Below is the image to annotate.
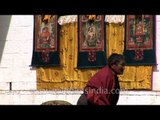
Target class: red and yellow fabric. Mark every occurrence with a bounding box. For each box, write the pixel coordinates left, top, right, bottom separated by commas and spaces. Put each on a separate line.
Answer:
31, 15, 60, 66
37, 16, 152, 90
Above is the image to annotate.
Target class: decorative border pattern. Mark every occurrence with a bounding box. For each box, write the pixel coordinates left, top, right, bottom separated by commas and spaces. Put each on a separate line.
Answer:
124, 15, 156, 65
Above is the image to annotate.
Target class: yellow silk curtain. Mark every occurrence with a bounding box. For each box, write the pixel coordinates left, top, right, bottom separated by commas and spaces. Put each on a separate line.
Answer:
37, 23, 99, 90
37, 22, 152, 90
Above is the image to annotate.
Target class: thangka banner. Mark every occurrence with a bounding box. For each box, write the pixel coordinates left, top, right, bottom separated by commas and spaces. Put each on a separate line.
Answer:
31, 15, 60, 67
124, 15, 156, 66
77, 15, 107, 68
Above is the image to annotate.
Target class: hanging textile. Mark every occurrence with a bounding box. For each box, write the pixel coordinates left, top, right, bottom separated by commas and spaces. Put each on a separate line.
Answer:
58, 15, 77, 25
105, 15, 125, 24
31, 15, 60, 66
77, 15, 107, 68
124, 15, 156, 66
37, 23, 99, 90
36, 18, 152, 90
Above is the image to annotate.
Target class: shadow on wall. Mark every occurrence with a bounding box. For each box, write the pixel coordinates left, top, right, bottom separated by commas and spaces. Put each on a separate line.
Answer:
0, 15, 11, 63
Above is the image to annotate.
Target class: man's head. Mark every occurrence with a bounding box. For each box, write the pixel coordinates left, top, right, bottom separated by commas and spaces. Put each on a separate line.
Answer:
108, 53, 125, 75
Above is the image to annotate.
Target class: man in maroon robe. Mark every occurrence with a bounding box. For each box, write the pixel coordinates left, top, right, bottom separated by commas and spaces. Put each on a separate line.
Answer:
77, 53, 125, 105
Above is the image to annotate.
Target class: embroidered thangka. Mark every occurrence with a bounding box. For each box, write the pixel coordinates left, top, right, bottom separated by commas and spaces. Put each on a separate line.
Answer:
31, 15, 60, 66
77, 15, 107, 68
124, 15, 156, 65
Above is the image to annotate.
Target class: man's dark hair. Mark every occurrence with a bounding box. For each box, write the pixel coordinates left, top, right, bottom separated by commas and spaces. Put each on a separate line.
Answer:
107, 53, 125, 67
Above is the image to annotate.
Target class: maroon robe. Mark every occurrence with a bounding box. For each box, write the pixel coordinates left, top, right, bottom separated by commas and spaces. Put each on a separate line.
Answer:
84, 66, 120, 105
